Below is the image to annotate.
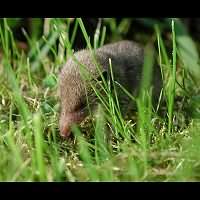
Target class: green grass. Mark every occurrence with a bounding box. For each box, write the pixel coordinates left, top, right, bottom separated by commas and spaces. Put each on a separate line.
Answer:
0, 18, 200, 181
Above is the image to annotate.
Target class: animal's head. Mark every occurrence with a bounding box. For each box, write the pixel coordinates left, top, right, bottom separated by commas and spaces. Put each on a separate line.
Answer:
58, 50, 107, 138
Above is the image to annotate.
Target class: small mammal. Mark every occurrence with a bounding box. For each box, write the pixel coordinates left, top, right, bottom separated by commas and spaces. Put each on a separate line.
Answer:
59, 40, 160, 138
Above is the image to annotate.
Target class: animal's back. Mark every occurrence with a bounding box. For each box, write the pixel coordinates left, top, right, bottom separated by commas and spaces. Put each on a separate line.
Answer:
96, 40, 144, 95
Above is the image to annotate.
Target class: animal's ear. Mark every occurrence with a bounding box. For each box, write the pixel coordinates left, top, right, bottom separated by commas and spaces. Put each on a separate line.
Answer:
97, 71, 109, 82
96, 70, 115, 91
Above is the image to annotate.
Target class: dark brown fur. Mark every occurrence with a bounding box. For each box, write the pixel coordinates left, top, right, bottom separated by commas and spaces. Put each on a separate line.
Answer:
59, 40, 158, 138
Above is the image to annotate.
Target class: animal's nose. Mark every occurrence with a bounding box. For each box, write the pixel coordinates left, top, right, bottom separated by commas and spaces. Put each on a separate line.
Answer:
59, 111, 86, 139
60, 124, 71, 138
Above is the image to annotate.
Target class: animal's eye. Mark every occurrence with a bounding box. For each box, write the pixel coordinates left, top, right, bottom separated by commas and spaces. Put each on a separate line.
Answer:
75, 101, 86, 112
79, 101, 86, 109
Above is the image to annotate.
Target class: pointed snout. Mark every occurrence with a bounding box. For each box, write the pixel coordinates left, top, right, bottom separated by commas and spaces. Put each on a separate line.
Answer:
59, 111, 86, 139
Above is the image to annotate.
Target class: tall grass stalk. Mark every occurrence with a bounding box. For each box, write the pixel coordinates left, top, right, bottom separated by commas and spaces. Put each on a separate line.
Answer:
33, 111, 47, 181
136, 44, 155, 177
168, 20, 177, 134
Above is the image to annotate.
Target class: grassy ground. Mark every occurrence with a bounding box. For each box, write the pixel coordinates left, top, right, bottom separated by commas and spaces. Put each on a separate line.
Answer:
0, 18, 200, 181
